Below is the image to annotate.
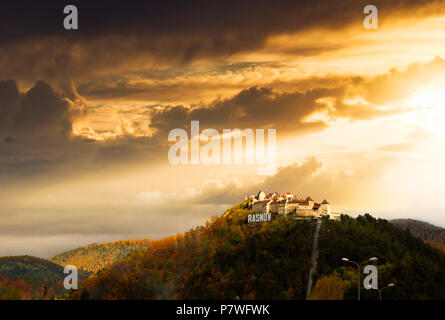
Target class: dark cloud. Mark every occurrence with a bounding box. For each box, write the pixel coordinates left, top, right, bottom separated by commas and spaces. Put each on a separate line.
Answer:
0, 0, 443, 81
2, 1, 441, 42
0, 79, 85, 144
150, 86, 332, 137
0, 56, 442, 183
0, 80, 165, 180
3, 52, 439, 181
148, 79, 403, 138
0, 80, 88, 179
72, 57, 445, 108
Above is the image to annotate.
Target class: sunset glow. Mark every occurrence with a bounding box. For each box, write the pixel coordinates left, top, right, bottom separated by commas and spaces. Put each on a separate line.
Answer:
1, 1, 445, 259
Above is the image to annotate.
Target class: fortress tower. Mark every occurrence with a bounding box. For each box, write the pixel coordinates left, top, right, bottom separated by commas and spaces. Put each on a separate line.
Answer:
320, 199, 331, 216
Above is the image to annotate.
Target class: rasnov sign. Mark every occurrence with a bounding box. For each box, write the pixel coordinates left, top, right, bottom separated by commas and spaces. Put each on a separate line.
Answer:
248, 213, 271, 223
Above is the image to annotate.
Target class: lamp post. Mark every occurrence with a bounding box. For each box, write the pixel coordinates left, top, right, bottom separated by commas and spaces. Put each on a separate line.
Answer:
341, 257, 378, 300
378, 283, 394, 300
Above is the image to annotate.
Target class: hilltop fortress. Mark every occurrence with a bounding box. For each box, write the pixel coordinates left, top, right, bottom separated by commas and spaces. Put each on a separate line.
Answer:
246, 191, 340, 220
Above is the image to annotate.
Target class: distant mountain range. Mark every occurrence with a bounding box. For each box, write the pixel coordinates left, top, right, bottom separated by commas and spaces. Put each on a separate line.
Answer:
0, 255, 67, 299
390, 219, 445, 252
0, 239, 151, 300
50, 239, 152, 273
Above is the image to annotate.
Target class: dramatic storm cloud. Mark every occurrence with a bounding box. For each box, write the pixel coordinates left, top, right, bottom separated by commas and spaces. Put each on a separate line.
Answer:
0, 0, 444, 82
0, 80, 85, 143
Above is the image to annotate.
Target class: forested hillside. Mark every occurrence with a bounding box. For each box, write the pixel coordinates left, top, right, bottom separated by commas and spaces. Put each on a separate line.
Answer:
72, 202, 445, 300
0, 239, 151, 300
51, 239, 152, 273
390, 219, 445, 253
390, 219, 445, 244
318, 215, 445, 299
0, 256, 66, 299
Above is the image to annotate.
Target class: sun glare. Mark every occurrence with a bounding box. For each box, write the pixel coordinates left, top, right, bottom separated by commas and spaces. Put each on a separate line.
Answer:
406, 87, 445, 136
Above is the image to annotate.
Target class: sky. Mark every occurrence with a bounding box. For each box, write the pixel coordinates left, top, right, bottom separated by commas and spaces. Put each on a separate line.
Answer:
1, 0, 445, 257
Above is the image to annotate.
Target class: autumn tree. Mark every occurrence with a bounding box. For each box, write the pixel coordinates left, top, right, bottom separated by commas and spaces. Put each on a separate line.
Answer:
308, 273, 345, 300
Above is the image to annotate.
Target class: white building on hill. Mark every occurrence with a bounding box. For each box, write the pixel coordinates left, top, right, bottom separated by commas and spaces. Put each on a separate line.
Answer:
247, 190, 340, 219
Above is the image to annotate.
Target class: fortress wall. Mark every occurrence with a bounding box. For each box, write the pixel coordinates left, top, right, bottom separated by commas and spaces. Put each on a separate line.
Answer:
296, 209, 318, 217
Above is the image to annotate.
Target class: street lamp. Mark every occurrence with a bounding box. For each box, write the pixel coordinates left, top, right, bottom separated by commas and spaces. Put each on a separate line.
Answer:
341, 257, 378, 300
378, 283, 395, 300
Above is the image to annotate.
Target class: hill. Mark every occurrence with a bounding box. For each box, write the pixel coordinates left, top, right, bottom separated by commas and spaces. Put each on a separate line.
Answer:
0, 255, 67, 299
390, 219, 445, 252
50, 239, 152, 273
72, 202, 445, 300
318, 215, 445, 299
390, 219, 445, 244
